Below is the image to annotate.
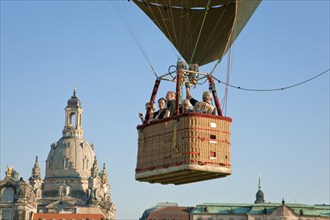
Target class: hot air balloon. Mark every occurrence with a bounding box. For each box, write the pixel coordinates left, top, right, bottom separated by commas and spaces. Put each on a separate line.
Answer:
134, 0, 261, 185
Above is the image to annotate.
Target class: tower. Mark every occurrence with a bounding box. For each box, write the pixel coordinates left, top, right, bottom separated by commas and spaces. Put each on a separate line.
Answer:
37, 88, 115, 218
63, 86, 83, 138
254, 176, 265, 204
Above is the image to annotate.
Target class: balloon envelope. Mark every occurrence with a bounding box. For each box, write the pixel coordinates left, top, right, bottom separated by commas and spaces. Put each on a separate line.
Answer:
133, 0, 261, 66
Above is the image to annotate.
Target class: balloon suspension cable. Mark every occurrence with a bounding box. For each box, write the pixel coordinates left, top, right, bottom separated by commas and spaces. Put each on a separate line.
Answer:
141, 0, 179, 64
210, 0, 238, 76
189, 0, 211, 65
217, 0, 238, 76
211, 1, 239, 114
210, 59, 222, 76
113, 1, 158, 78
211, 69, 330, 92
162, 3, 181, 61
150, 66, 158, 78
169, 44, 181, 61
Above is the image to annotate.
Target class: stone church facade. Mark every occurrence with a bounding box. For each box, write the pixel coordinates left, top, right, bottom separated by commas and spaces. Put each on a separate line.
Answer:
0, 89, 116, 220
0, 168, 37, 219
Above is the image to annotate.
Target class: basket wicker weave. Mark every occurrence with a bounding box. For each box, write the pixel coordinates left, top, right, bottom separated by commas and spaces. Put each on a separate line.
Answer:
136, 112, 232, 185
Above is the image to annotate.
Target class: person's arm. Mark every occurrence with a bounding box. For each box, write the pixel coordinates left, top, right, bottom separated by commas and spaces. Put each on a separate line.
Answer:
186, 83, 199, 108
212, 108, 216, 115
190, 98, 198, 106
165, 100, 172, 118
165, 109, 170, 118
148, 109, 154, 121
185, 83, 193, 100
138, 113, 144, 123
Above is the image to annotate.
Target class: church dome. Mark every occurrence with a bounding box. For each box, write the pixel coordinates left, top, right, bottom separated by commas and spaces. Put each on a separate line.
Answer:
39, 88, 116, 218
45, 136, 95, 179
43, 88, 95, 199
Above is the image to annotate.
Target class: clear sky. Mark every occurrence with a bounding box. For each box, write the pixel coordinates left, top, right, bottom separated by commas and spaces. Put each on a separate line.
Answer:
0, 0, 329, 219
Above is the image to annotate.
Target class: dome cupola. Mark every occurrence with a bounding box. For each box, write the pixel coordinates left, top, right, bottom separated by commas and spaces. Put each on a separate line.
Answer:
62, 87, 84, 138
67, 86, 81, 108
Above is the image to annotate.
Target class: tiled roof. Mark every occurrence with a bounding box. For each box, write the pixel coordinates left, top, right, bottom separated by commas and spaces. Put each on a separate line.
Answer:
33, 213, 106, 220
148, 206, 191, 219
140, 202, 179, 219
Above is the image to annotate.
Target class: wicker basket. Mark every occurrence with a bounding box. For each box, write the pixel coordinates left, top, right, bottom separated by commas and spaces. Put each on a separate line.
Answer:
136, 112, 232, 185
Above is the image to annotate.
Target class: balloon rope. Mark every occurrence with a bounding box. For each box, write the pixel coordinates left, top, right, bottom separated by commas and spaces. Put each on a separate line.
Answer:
223, 1, 238, 114
199, 1, 229, 66
144, 1, 181, 66
212, 69, 330, 92
168, 0, 181, 60
113, 1, 158, 78
189, 0, 211, 65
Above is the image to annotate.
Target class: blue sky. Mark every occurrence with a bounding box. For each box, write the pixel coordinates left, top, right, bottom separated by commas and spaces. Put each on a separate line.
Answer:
1, 0, 329, 219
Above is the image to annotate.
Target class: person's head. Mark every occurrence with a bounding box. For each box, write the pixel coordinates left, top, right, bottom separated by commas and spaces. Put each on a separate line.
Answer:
166, 91, 176, 101
145, 101, 155, 111
182, 99, 191, 111
202, 91, 212, 103
158, 97, 166, 110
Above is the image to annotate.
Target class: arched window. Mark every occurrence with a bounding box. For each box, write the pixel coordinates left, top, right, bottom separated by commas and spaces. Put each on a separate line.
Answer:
63, 157, 69, 169
69, 113, 76, 127
1, 187, 15, 203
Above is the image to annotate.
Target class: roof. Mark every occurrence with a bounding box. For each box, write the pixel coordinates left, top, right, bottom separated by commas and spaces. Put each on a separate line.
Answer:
193, 202, 330, 217
33, 213, 107, 220
148, 206, 192, 219
140, 202, 179, 220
